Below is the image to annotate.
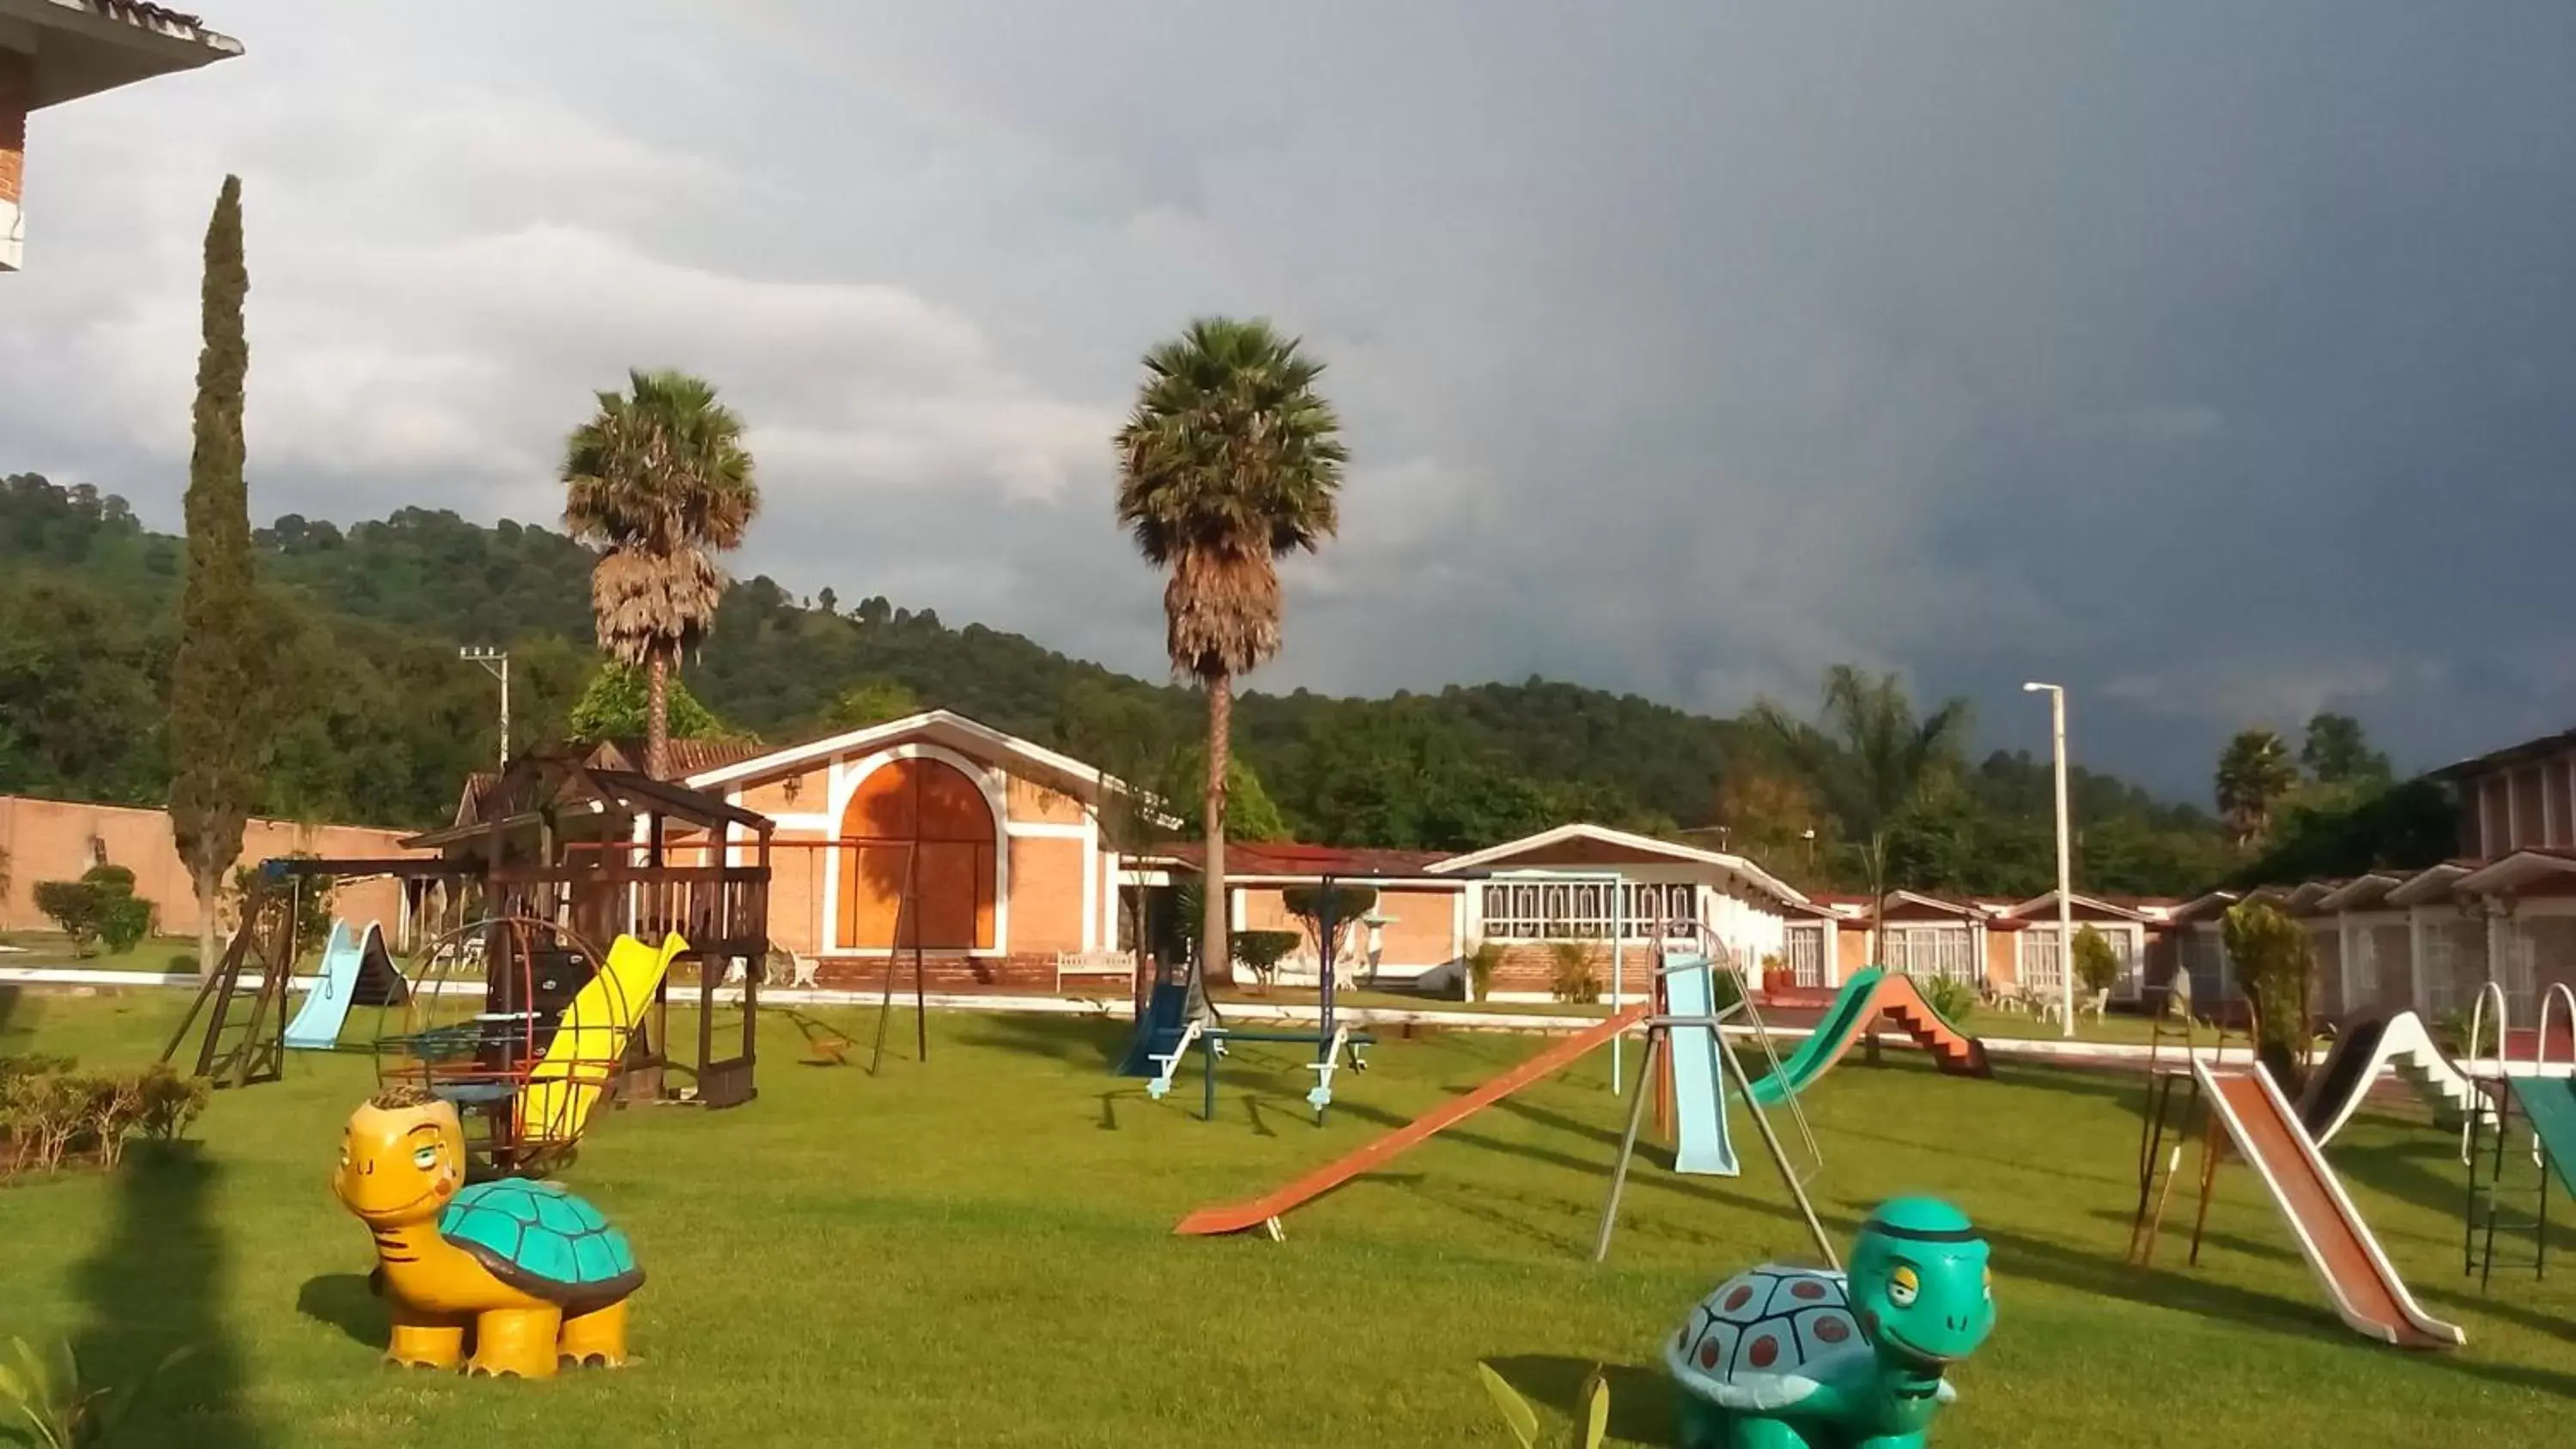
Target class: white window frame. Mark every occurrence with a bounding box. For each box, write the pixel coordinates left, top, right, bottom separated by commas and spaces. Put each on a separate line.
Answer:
1783, 923, 1827, 986
1884, 923, 1980, 986
1477, 878, 1695, 943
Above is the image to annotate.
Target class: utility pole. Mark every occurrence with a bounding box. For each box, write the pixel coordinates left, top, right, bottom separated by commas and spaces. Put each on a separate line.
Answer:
2023, 682, 2075, 1039
460, 646, 510, 773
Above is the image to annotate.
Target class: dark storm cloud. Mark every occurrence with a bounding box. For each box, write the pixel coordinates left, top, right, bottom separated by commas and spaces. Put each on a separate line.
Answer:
4, 1, 2571, 799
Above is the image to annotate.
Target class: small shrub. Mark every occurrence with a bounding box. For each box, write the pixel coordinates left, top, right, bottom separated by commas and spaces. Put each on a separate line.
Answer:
1548, 942, 1601, 1005
134, 1066, 209, 1143
95, 894, 155, 955
32, 880, 105, 955
1467, 941, 1507, 1003
2433, 1006, 2472, 1058
80, 863, 137, 895
35, 867, 157, 957
2071, 925, 2121, 997
3, 1071, 88, 1172
1921, 975, 1978, 1028
0, 1063, 201, 1174
1230, 930, 1301, 990
1710, 962, 1746, 1016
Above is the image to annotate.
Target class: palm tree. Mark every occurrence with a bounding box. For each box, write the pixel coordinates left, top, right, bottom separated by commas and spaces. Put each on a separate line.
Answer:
1756, 666, 1971, 958
2215, 728, 2299, 847
1115, 318, 1347, 984
561, 369, 759, 779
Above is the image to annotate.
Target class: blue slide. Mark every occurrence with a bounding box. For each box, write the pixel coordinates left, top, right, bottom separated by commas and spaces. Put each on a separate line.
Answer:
1118, 980, 1190, 1077
283, 920, 404, 1050
1662, 954, 1740, 1176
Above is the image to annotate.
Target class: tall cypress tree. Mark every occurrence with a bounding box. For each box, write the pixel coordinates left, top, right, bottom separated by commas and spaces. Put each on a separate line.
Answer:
168, 174, 260, 977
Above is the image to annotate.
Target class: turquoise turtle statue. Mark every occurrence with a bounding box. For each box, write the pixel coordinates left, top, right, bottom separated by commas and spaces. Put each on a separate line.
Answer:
1665, 1197, 1993, 1448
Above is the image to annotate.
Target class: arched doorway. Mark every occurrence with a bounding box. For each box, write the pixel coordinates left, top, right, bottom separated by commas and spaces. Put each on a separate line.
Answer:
838, 757, 997, 950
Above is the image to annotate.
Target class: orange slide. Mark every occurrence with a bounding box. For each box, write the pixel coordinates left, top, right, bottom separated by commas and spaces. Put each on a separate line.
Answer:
2191, 1056, 2463, 1349
1174, 1003, 1652, 1237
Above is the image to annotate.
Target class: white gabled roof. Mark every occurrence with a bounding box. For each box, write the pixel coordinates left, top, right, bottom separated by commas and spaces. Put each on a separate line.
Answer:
1988, 889, 2153, 922
2385, 863, 2472, 906
2452, 851, 2576, 897
1426, 822, 1810, 909
2313, 874, 2404, 912
682, 708, 1135, 801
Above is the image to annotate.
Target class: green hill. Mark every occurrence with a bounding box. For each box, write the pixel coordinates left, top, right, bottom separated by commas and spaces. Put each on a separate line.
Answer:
0, 471, 2232, 893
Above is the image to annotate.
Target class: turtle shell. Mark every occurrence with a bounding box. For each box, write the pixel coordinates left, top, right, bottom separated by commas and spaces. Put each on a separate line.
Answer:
1665, 1265, 1875, 1413
438, 1179, 644, 1313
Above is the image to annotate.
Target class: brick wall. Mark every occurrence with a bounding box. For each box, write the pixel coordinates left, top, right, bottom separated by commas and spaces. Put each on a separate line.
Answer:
1487, 941, 1658, 998
0, 47, 27, 206
1006, 835, 1085, 952
0, 795, 420, 937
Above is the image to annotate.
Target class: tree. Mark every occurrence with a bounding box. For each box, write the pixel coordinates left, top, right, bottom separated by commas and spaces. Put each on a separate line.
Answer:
1053, 678, 1192, 962
2300, 712, 2390, 785
817, 586, 838, 615
1169, 747, 1291, 843
565, 662, 728, 744
1115, 317, 1347, 983
1282, 882, 1379, 983
168, 174, 264, 979
2215, 729, 2299, 847
2070, 925, 2121, 998
560, 368, 759, 779
1711, 767, 1833, 886
1756, 666, 1970, 955
2223, 900, 2316, 1095
820, 676, 921, 731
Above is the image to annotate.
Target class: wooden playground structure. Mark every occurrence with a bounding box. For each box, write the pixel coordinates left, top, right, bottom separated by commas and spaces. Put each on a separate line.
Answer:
160, 754, 778, 1167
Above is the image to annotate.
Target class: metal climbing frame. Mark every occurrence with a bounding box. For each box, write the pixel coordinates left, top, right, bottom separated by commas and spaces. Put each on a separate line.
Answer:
1591, 906, 1838, 1269
2126, 976, 2254, 1269
2463, 981, 2555, 1285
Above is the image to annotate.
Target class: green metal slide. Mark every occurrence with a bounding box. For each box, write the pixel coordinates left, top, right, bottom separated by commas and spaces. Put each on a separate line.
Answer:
1743, 967, 1887, 1108
2507, 1074, 2576, 1199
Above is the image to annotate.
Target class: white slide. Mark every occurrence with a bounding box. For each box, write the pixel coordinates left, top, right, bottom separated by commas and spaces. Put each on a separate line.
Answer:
2307, 1011, 2491, 1148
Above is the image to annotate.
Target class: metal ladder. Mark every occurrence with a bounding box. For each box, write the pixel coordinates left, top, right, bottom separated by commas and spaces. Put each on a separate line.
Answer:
2464, 981, 2561, 1285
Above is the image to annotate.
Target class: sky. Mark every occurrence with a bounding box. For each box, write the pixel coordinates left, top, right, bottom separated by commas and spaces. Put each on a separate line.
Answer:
6, 1, 2574, 801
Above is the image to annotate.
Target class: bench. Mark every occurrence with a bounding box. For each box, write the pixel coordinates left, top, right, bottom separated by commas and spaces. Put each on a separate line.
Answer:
1055, 949, 1138, 994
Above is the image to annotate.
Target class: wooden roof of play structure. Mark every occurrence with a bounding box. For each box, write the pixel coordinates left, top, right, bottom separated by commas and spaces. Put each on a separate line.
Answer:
405, 749, 775, 858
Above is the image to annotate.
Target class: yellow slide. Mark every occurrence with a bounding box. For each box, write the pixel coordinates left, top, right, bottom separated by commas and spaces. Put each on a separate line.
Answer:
514, 931, 684, 1143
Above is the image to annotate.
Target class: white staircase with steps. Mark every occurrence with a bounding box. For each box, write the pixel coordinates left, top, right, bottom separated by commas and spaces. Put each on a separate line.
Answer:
2310, 1010, 2494, 1147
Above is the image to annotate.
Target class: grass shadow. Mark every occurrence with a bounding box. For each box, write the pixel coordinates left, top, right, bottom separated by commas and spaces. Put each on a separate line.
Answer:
955, 1010, 1136, 1071
1482, 1355, 1674, 1445
295, 1271, 386, 1350
70, 1140, 257, 1446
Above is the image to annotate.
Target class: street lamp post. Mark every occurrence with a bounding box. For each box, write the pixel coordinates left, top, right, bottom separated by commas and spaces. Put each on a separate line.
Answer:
460, 646, 510, 773
2022, 682, 2075, 1039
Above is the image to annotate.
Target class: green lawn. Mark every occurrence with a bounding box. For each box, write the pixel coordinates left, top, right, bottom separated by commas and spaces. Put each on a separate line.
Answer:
1, 984, 2572, 1447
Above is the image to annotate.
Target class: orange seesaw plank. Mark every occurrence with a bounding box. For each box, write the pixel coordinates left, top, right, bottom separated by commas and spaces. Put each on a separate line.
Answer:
1173, 1003, 1652, 1237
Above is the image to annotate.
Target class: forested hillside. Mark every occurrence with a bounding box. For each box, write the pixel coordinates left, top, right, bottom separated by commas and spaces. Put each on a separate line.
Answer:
0, 471, 2249, 894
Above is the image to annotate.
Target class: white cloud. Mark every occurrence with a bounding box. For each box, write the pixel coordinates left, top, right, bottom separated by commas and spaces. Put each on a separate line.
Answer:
4, 0, 2573, 797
